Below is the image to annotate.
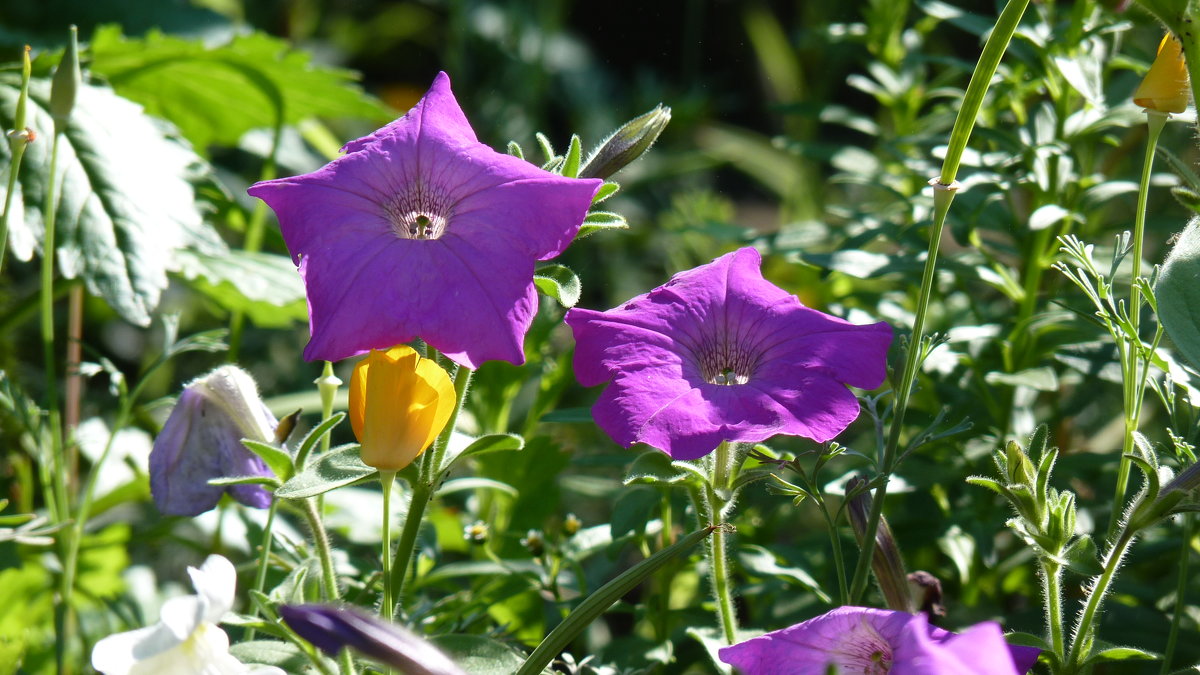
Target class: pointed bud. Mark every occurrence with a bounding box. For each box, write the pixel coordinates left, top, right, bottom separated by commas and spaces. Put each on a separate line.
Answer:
1005, 440, 1037, 488
50, 25, 81, 133
148, 366, 279, 516
579, 105, 671, 179
847, 476, 914, 613
349, 345, 455, 472
1134, 33, 1190, 114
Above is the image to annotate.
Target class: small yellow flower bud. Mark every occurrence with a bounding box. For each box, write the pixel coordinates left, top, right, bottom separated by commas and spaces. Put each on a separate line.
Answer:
1133, 33, 1190, 114
349, 345, 455, 472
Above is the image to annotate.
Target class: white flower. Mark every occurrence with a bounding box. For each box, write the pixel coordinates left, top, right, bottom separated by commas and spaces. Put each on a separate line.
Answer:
91, 555, 283, 675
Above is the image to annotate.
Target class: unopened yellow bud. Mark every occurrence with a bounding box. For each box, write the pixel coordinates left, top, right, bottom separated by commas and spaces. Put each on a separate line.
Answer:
349, 345, 455, 472
1134, 34, 1190, 114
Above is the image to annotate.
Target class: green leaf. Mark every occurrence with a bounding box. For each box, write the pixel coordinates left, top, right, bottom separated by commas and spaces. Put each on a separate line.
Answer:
738, 544, 831, 603
592, 181, 620, 204
436, 477, 518, 499
174, 250, 307, 328
1004, 632, 1051, 650
623, 450, 691, 486
444, 433, 524, 471
275, 444, 375, 499
610, 487, 660, 540
533, 264, 582, 308
89, 26, 391, 153
984, 367, 1060, 392
0, 78, 226, 325
576, 210, 629, 239
1064, 534, 1103, 576
562, 134, 582, 178
1083, 646, 1159, 665
431, 635, 528, 675
228, 640, 312, 670
515, 526, 715, 675
207, 475, 281, 488
1157, 220, 1200, 372
242, 439, 295, 482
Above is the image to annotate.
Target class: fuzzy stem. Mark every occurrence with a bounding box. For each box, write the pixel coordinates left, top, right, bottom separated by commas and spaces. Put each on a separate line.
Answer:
1161, 513, 1194, 675
1065, 527, 1138, 673
1042, 560, 1066, 665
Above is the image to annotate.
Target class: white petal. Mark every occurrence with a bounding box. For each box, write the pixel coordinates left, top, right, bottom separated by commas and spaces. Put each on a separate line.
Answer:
92, 623, 181, 674
189, 554, 237, 622
126, 623, 250, 675
160, 595, 206, 641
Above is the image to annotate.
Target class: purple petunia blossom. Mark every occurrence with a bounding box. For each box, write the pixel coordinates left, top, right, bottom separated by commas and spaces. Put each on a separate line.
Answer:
248, 72, 602, 368
719, 606, 1041, 675
565, 247, 892, 460
149, 366, 277, 516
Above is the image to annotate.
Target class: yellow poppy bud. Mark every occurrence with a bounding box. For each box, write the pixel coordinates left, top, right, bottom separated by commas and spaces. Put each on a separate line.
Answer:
349, 346, 455, 471
1133, 33, 1190, 114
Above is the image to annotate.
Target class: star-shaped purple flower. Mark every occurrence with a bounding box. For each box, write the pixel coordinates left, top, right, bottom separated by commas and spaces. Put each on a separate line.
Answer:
565, 247, 892, 460
718, 606, 1041, 675
248, 72, 602, 368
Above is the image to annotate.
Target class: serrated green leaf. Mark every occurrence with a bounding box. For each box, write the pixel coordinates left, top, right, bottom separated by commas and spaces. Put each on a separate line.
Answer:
0, 78, 226, 325
174, 249, 307, 328
89, 26, 391, 153
275, 443, 374, 499
533, 264, 581, 308
1157, 220, 1200, 372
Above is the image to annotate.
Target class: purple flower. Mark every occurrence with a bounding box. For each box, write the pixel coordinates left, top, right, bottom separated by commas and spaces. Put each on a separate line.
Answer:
565, 248, 892, 460
149, 366, 277, 516
248, 72, 602, 369
719, 606, 1041, 675
279, 605, 465, 675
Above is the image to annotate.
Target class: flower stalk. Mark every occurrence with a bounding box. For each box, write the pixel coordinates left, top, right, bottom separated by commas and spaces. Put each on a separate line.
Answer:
849, 0, 1031, 603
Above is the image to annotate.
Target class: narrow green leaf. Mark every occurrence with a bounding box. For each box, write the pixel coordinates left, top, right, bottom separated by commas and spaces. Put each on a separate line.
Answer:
592, 181, 620, 204
241, 439, 295, 482
1083, 647, 1159, 665
576, 211, 629, 240
1004, 632, 1051, 650
436, 477, 518, 498
444, 433, 524, 471
533, 264, 582, 308
506, 141, 524, 160
515, 526, 715, 675
207, 475, 281, 488
623, 451, 691, 486
294, 412, 347, 470
535, 132, 555, 164
275, 443, 374, 500
562, 134, 582, 178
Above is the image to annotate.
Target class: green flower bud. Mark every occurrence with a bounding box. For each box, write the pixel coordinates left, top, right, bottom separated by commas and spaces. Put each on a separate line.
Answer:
579, 105, 671, 179
50, 25, 81, 133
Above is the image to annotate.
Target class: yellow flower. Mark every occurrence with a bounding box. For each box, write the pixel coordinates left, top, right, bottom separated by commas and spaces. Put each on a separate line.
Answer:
349, 345, 455, 471
1134, 33, 1190, 114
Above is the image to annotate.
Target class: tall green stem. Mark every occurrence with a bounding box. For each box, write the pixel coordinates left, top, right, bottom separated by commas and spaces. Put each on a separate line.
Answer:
244, 497, 280, 641
1108, 111, 1166, 541
848, 0, 1031, 603
1041, 561, 1065, 665
696, 441, 739, 644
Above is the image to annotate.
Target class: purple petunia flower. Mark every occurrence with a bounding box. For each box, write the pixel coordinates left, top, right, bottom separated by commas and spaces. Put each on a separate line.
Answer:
248, 72, 602, 368
565, 247, 892, 460
719, 606, 1041, 675
149, 366, 277, 516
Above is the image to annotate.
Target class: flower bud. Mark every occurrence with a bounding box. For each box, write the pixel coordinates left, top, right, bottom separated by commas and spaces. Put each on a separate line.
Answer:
349, 346, 455, 472
520, 529, 545, 557
563, 512, 582, 537
847, 476, 914, 613
1134, 33, 1190, 114
579, 104, 671, 179
463, 520, 489, 544
50, 25, 81, 132
279, 605, 466, 675
148, 366, 279, 516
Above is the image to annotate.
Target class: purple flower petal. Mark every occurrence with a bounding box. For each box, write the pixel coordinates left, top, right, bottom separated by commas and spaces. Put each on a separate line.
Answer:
566, 247, 892, 458
249, 71, 602, 368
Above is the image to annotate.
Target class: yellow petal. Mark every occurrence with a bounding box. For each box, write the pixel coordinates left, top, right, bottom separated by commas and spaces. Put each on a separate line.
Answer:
349, 345, 456, 471
1134, 34, 1190, 114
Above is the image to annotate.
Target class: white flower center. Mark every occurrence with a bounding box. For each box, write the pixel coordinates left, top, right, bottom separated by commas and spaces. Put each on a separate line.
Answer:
829, 619, 895, 674
697, 340, 757, 386
384, 183, 452, 240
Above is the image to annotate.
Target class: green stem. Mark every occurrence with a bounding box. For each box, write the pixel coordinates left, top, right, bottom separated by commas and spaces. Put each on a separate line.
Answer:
849, 0, 1031, 603
1161, 513, 1194, 675
244, 497, 280, 641
301, 498, 340, 602
380, 470, 396, 622
1042, 561, 1065, 665
1109, 111, 1167, 542
0, 46, 31, 275
388, 357, 472, 600
699, 442, 740, 644
1065, 527, 1138, 672
819, 502, 849, 606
